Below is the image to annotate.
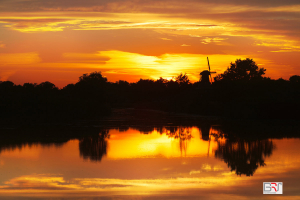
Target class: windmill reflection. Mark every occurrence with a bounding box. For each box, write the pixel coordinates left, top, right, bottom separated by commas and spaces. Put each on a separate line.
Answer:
79, 129, 109, 162
215, 139, 274, 176
197, 123, 215, 157
198, 123, 211, 141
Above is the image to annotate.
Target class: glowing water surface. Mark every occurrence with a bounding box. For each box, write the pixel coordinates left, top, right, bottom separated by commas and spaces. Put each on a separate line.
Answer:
0, 126, 299, 199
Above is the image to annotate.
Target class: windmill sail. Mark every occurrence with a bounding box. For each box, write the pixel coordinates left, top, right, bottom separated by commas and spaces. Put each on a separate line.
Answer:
207, 57, 211, 71
207, 57, 212, 83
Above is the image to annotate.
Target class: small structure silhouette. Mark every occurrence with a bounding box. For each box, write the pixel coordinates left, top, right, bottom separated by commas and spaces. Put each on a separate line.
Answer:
200, 57, 216, 84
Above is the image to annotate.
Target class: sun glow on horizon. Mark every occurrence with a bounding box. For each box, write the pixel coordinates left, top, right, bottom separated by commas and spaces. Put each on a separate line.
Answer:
0, 49, 277, 87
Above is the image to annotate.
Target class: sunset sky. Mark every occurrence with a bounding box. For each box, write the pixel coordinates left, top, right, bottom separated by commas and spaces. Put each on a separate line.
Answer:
1, 0, 300, 87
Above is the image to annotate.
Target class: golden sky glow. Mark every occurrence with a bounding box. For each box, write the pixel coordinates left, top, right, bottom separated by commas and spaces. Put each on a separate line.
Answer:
0, 1, 300, 86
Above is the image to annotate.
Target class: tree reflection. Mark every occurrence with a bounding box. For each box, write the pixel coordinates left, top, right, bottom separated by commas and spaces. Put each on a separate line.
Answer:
136, 126, 193, 155
79, 129, 109, 162
0, 127, 96, 154
165, 127, 192, 140
165, 126, 192, 155
215, 139, 274, 176
137, 126, 155, 134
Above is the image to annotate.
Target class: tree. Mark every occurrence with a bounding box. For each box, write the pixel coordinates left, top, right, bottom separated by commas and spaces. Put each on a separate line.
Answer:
116, 80, 129, 87
0, 81, 14, 88
156, 77, 168, 85
37, 81, 57, 90
214, 58, 266, 82
289, 75, 300, 83
77, 71, 107, 86
23, 83, 37, 89
155, 77, 168, 89
176, 72, 190, 85
75, 71, 108, 102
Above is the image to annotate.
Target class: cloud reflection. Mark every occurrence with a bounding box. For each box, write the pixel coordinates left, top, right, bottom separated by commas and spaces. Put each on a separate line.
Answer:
2, 174, 80, 191
0, 173, 245, 195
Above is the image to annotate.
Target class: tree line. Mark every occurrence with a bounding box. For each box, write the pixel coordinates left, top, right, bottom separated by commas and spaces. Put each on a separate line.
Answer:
1, 58, 300, 125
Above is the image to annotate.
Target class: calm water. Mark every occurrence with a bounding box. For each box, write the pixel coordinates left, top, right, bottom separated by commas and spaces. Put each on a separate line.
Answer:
0, 125, 300, 199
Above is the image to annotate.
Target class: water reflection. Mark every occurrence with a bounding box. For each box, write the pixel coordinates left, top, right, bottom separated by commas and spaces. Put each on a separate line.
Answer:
0, 125, 278, 175
215, 139, 274, 176
130, 125, 275, 176
79, 129, 109, 162
1, 123, 300, 199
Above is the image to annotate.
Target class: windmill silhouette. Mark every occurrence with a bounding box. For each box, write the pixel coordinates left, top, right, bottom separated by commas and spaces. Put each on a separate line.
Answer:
200, 57, 216, 84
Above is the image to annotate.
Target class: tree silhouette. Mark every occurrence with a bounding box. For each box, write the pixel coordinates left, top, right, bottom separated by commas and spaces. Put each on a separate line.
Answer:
75, 71, 108, 101
214, 58, 266, 82
155, 77, 168, 89
37, 81, 58, 90
78, 71, 107, 85
290, 75, 300, 83
116, 80, 130, 87
176, 72, 190, 86
0, 81, 14, 88
23, 83, 37, 89
75, 71, 107, 95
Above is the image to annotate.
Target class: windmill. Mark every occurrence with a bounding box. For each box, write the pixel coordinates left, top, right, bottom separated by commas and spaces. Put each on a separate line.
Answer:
200, 57, 216, 84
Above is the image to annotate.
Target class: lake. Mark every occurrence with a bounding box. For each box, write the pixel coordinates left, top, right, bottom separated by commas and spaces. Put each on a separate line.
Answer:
0, 124, 299, 199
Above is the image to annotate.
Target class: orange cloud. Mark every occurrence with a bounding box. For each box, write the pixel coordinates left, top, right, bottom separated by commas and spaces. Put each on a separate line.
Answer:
0, 53, 41, 65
